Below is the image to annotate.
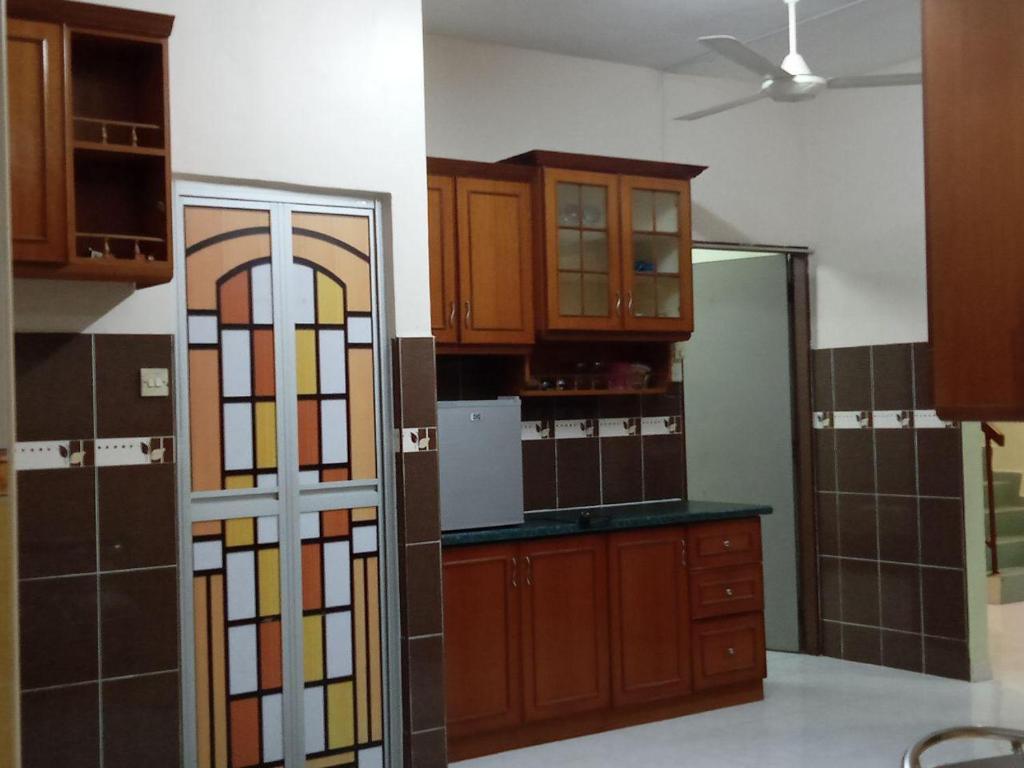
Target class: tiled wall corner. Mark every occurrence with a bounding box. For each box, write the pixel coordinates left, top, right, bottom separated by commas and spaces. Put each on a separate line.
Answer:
812, 342, 970, 680
393, 337, 447, 768
14, 333, 181, 768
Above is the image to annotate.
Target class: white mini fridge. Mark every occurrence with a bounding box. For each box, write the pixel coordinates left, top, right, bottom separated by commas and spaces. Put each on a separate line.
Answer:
437, 398, 524, 531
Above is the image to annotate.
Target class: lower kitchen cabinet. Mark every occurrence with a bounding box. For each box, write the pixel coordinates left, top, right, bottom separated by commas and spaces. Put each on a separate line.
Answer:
521, 536, 610, 722
608, 526, 691, 707
441, 515, 766, 760
442, 544, 522, 738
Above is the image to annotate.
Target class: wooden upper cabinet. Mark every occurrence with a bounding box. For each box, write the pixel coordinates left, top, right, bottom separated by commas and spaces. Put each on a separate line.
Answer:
620, 176, 693, 332
923, 0, 1024, 418
520, 535, 610, 722
443, 544, 522, 738
7, 18, 67, 264
542, 168, 623, 332
608, 527, 691, 707
428, 175, 458, 344
456, 178, 534, 345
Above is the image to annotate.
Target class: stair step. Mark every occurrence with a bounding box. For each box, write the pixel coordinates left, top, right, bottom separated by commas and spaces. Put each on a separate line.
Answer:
997, 507, 1024, 536
988, 534, 1024, 569
989, 566, 1024, 604
986, 476, 1023, 505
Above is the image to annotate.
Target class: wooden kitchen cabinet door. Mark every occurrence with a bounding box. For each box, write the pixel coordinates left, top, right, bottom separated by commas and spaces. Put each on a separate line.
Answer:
620, 176, 693, 333
7, 18, 67, 264
608, 526, 692, 707
428, 175, 459, 344
520, 535, 610, 722
455, 177, 534, 344
443, 544, 522, 738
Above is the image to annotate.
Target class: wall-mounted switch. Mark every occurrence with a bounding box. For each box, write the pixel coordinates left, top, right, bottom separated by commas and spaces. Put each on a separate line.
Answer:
140, 368, 170, 397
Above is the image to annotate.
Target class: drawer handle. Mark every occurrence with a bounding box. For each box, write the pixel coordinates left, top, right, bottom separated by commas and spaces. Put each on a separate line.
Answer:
511, 556, 518, 589
722, 539, 732, 549
525, 555, 533, 587
726, 647, 736, 657
725, 587, 734, 597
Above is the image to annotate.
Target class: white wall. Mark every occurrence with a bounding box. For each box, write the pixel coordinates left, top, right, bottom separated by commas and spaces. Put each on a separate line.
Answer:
424, 34, 928, 349
14, 0, 431, 338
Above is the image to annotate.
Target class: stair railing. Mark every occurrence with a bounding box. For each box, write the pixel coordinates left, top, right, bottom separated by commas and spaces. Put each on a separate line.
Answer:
983, 422, 1006, 576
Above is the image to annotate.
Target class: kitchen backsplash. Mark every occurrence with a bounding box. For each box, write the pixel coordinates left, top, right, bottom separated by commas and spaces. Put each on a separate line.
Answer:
813, 342, 970, 680
437, 357, 687, 510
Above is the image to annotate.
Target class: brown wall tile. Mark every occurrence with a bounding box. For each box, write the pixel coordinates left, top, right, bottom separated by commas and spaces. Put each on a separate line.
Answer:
522, 440, 556, 511
872, 345, 913, 411
601, 437, 643, 505
821, 620, 842, 658
407, 635, 446, 732
102, 671, 181, 768
17, 468, 96, 579
833, 346, 872, 412
875, 430, 916, 496
101, 567, 178, 677
641, 383, 682, 418
922, 568, 966, 640
21, 683, 100, 768
838, 494, 877, 560
840, 559, 880, 626
20, 576, 98, 688
912, 343, 934, 410
599, 395, 643, 419
400, 451, 441, 545
842, 624, 881, 665
406, 727, 447, 768
401, 543, 443, 638
917, 429, 963, 498
94, 335, 173, 438
835, 430, 875, 494
924, 636, 969, 680
920, 498, 966, 568
399, 338, 438, 428
814, 431, 836, 492
558, 438, 601, 507
99, 464, 177, 571
878, 496, 918, 564
880, 563, 921, 633
817, 493, 838, 556
643, 434, 684, 501
819, 557, 841, 622
882, 630, 922, 673
15, 333, 94, 441
812, 349, 833, 412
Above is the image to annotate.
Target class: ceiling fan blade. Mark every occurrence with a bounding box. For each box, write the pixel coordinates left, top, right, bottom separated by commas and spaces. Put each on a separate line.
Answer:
827, 73, 922, 89
699, 36, 791, 80
674, 91, 768, 122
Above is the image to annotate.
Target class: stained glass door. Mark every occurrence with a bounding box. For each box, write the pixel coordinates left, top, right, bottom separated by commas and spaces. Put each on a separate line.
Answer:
176, 189, 391, 768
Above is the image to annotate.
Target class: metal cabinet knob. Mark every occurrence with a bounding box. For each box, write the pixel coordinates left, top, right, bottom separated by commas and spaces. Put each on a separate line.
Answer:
725, 587, 734, 597
727, 647, 736, 657
723, 539, 732, 549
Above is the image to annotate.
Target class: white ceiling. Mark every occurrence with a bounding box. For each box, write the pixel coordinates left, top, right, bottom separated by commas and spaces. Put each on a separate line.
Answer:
422, 0, 921, 79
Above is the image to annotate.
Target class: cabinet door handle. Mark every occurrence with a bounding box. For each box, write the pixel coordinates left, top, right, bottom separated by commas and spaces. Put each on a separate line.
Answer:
725, 587, 734, 597
448, 301, 457, 328
525, 555, 533, 586
726, 647, 736, 657
511, 557, 518, 589
680, 540, 687, 568
722, 538, 732, 550
464, 300, 472, 328
626, 291, 634, 316
615, 292, 622, 316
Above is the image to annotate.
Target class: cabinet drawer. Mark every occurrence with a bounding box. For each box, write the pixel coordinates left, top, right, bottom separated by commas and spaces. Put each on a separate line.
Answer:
689, 518, 761, 569
689, 564, 763, 619
692, 613, 765, 691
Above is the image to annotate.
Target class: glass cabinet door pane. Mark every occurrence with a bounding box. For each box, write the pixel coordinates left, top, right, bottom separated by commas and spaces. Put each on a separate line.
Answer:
580, 185, 607, 228
557, 183, 581, 226
581, 231, 609, 273
633, 275, 656, 318
558, 228, 581, 271
654, 192, 679, 233
559, 272, 583, 315
632, 189, 655, 231
633, 234, 679, 275
656, 276, 681, 318
582, 273, 610, 316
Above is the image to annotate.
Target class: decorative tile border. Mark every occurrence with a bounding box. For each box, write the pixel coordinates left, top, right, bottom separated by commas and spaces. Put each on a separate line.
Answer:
521, 420, 554, 441
641, 415, 682, 436
401, 427, 437, 453
813, 409, 956, 430
16, 436, 174, 470
555, 419, 597, 439
598, 417, 641, 438
516, 416, 678, 441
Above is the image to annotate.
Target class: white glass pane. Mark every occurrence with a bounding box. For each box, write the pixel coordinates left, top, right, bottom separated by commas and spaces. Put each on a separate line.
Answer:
633, 275, 656, 318
632, 189, 655, 231
256, 473, 278, 489
556, 183, 580, 226
318, 330, 347, 394
193, 540, 223, 571
582, 273, 609, 317
226, 551, 256, 620
256, 516, 279, 544
223, 403, 253, 471
292, 263, 316, 325
325, 611, 353, 678
250, 262, 274, 324
633, 234, 679, 274
359, 747, 384, 768
559, 272, 582, 316
558, 228, 581, 271
348, 315, 372, 345
187, 314, 218, 345
299, 470, 320, 486
320, 400, 349, 465
580, 185, 607, 228
300, 511, 320, 540
654, 191, 679, 233
228, 624, 258, 694
261, 694, 283, 763
657, 276, 682, 318
353, 524, 378, 554
582, 231, 609, 273
324, 541, 352, 607
304, 686, 326, 754
220, 330, 252, 398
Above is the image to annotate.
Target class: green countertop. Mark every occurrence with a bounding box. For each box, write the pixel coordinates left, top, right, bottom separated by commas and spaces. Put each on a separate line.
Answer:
441, 499, 772, 547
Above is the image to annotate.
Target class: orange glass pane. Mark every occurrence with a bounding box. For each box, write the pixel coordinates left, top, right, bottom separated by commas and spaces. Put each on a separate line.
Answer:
219, 270, 251, 325
228, 698, 260, 768
322, 510, 350, 538
297, 399, 320, 467
252, 329, 276, 397
259, 621, 282, 689
302, 543, 323, 611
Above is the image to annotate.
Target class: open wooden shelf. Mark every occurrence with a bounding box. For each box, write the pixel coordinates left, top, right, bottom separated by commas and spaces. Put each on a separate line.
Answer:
520, 387, 667, 398
73, 139, 166, 157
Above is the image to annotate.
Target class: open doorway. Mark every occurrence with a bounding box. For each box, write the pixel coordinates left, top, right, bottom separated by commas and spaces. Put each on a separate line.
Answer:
683, 245, 816, 653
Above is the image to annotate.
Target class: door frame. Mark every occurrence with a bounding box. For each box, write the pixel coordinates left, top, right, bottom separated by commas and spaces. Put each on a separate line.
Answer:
172, 178, 403, 767
692, 242, 818, 654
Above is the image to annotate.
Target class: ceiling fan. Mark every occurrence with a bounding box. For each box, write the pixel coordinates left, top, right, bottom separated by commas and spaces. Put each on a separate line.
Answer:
675, 0, 922, 121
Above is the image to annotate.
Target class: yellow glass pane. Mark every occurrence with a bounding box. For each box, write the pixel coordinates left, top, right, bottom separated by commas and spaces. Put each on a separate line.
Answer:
296, 329, 318, 395
225, 518, 254, 546
316, 271, 345, 325
352, 507, 377, 523
258, 549, 280, 617
327, 681, 355, 749
255, 402, 277, 470
225, 475, 254, 490
304, 614, 324, 682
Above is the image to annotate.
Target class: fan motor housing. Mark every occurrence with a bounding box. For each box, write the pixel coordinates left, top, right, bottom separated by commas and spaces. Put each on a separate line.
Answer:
764, 73, 827, 102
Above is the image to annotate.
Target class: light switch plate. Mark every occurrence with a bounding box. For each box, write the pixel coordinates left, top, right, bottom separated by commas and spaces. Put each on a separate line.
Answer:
140, 367, 170, 397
